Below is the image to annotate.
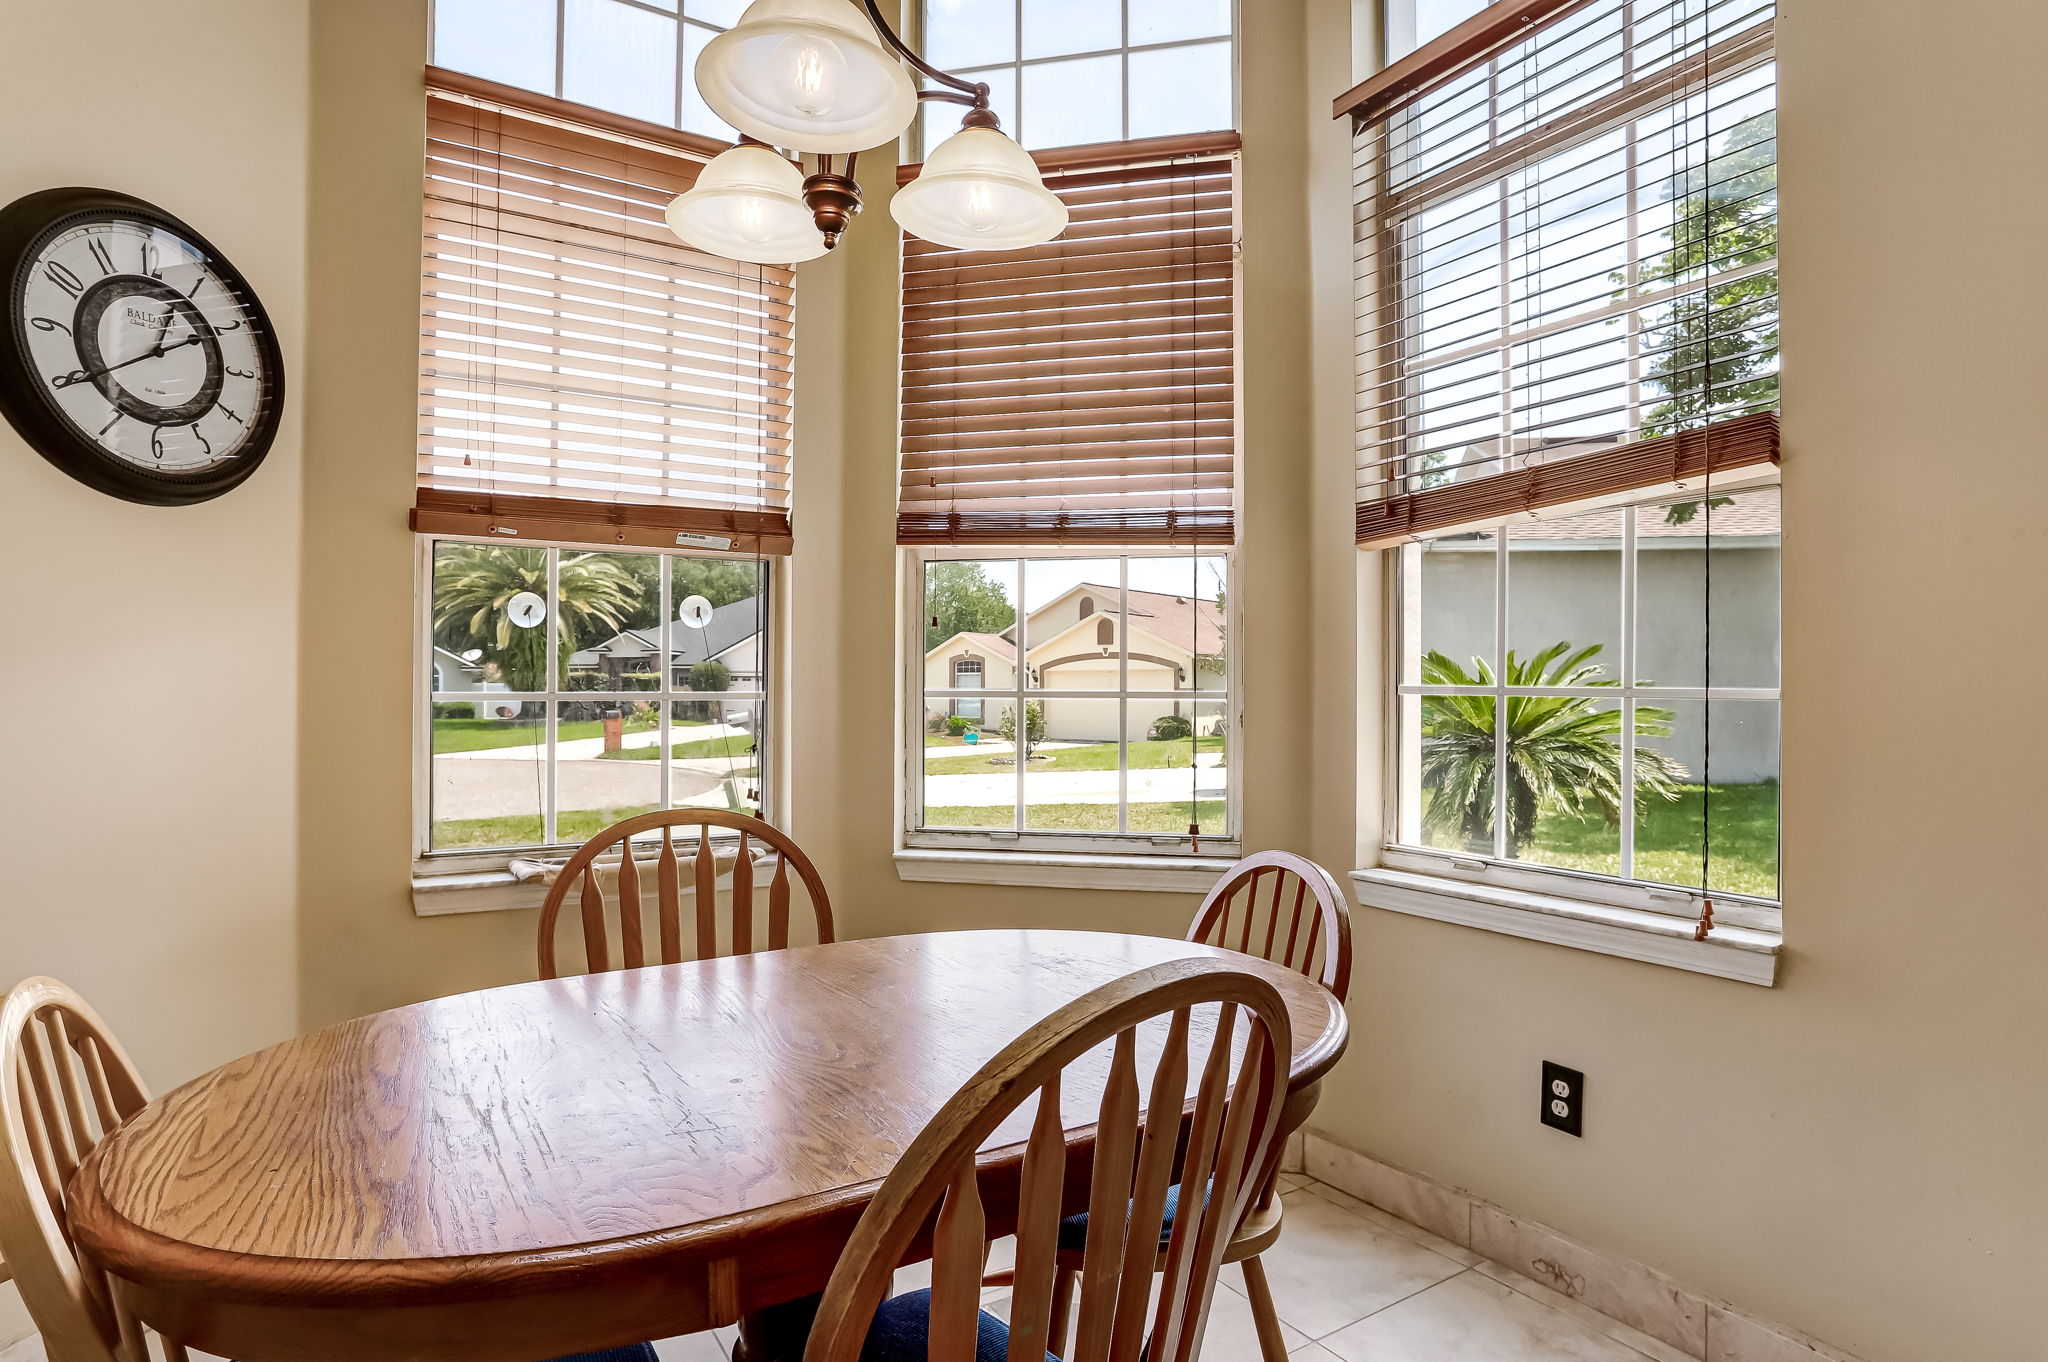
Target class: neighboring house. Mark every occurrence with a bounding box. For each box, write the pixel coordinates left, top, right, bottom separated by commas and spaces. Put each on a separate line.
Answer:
1417, 494, 1781, 781
430, 646, 493, 694
925, 583, 1226, 743
569, 593, 767, 690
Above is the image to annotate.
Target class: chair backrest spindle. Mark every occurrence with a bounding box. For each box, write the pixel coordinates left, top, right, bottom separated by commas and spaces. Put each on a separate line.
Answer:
1186, 851, 1352, 1004
0, 977, 156, 1362
538, 810, 833, 979
802, 959, 1291, 1362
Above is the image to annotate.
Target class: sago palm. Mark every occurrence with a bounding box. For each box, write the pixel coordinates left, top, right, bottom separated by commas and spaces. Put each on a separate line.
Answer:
433, 545, 641, 693
1420, 642, 1688, 858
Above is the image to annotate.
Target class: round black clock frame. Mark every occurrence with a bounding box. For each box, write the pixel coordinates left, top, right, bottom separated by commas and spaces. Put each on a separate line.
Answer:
0, 187, 285, 506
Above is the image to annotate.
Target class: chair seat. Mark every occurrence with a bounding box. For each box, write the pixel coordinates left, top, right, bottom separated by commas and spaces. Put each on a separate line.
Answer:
861, 1288, 1059, 1362
1056, 1181, 1188, 1254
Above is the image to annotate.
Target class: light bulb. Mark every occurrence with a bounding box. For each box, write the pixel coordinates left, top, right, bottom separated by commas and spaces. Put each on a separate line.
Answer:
736, 196, 769, 240
772, 34, 846, 116
961, 183, 1000, 233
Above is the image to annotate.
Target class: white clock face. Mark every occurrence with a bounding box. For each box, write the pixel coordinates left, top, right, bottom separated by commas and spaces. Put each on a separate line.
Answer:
16, 217, 270, 474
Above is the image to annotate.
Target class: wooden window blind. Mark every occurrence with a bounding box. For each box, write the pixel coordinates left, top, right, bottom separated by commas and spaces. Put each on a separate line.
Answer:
895, 132, 1240, 547
1342, 0, 1779, 549
413, 74, 796, 555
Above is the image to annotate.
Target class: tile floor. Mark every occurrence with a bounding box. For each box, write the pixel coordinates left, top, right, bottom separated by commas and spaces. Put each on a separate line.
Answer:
651, 1174, 1692, 1362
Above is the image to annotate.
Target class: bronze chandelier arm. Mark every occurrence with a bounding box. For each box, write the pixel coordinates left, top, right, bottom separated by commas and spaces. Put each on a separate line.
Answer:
860, 0, 990, 101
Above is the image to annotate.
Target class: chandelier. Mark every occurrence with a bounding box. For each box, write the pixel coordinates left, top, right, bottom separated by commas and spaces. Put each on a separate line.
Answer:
664, 0, 1069, 264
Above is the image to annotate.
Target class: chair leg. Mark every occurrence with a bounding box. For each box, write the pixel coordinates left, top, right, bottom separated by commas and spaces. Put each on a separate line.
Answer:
1049, 1268, 1077, 1357
1239, 1256, 1289, 1362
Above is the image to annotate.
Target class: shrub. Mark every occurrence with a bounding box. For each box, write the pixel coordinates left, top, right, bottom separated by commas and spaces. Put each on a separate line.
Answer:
998, 701, 1046, 758
946, 715, 979, 736
1150, 714, 1194, 741
432, 702, 476, 720
926, 711, 949, 735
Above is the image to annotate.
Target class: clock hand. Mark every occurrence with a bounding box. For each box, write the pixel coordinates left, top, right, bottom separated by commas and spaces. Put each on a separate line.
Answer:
52, 331, 203, 388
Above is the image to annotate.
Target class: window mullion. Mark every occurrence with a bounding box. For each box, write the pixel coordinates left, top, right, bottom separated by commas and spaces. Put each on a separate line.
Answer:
1494, 524, 1510, 860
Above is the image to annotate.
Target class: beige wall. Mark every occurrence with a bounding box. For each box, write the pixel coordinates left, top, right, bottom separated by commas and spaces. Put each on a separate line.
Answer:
285, 2, 2045, 1361
0, 0, 310, 1342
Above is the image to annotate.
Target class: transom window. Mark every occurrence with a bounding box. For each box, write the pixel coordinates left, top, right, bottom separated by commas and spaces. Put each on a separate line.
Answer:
431, 0, 746, 139
910, 554, 1236, 853
916, 0, 1236, 152
422, 541, 770, 855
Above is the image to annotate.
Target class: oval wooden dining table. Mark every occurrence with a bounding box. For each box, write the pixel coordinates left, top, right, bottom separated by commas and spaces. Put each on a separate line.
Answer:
69, 930, 1348, 1362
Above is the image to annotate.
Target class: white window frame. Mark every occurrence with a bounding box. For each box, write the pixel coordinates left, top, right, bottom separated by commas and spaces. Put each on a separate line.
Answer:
911, 0, 1240, 157
412, 532, 780, 879
901, 545, 1243, 860
1381, 486, 1781, 933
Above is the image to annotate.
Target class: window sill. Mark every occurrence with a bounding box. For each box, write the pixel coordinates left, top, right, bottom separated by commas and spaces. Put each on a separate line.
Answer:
411, 867, 549, 917
894, 848, 1235, 894
1350, 867, 1781, 986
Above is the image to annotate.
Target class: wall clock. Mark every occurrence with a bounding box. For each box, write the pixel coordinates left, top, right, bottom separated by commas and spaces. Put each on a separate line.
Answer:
0, 187, 284, 506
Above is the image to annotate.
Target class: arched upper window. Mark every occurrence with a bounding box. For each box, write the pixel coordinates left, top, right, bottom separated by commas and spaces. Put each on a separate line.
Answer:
1077, 596, 1094, 619
1097, 618, 1115, 646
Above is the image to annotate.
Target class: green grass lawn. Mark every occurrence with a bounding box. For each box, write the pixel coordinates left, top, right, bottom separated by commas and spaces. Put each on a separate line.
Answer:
430, 806, 659, 850
430, 714, 699, 753
923, 800, 1227, 835
925, 736, 1224, 775
1422, 782, 1779, 899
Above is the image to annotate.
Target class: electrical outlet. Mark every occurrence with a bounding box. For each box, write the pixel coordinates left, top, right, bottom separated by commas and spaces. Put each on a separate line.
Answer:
1541, 1061, 1583, 1137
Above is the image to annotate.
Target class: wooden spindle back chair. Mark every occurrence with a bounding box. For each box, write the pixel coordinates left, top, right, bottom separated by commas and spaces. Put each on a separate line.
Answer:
803, 958, 1293, 1362
0, 977, 169, 1362
537, 810, 833, 980
1185, 852, 1352, 1004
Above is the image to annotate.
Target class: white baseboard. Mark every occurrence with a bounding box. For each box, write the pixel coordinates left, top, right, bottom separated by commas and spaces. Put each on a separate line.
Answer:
1302, 1131, 1864, 1362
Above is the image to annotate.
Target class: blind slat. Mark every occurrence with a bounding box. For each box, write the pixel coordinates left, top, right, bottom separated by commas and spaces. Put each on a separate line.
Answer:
419, 89, 795, 554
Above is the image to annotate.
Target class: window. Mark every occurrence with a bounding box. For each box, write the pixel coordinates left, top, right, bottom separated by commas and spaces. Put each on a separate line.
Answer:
432, 0, 745, 140
911, 555, 1235, 852
424, 542, 771, 854
413, 79, 793, 868
1393, 488, 1779, 912
1383, 0, 1501, 59
916, 0, 1235, 152
1352, 0, 1780, 918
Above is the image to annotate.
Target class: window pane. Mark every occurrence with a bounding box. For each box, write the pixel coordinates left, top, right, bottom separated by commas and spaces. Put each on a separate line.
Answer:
557, 699, 663, 843
1631, 698, 1778, 899
434, 0, 557, 92
1506, 506, 1624, 683
1413, 530, 1497, 680
1020, 54, 1123, 149
1128, 41, 1234, 140
672, 555, 768, 691
1130, 0, 1230, 45
1021, 0, 1120, 59
563, 550, 664, 690
1514, 698, 1622, 874
925, 0, 1016, 69
564, 0, 679, 127
923, 560, 1019, 828
681, 21, 739, 139
1022, 699, 1116, 832
671, 698, 764, 814
1416, 692, 1497, 855
434, 543, 554, 691
1114, 555, 1226, 693
430, 702, 545, 851
1417, 0, 1495, 50
1636, 487, 1781, 689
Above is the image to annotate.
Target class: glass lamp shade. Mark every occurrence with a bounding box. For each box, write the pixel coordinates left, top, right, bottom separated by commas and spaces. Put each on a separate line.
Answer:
665, 143, 829, 264
891, 126, 1069, 251
695, 0, 918, 154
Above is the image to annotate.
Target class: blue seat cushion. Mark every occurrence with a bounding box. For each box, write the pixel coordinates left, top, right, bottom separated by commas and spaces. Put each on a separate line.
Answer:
1057, 1181, 1186, 1254
860, 1287, 1059, 1362
548, 1347, 660, 1362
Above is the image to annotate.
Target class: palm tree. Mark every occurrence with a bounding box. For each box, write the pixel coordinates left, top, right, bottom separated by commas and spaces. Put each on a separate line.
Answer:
432, 546, 641, 693
1420, 642, 1689, 858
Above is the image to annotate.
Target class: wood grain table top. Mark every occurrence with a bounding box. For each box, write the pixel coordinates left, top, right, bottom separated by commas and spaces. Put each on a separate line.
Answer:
67, 930, 1347, 1345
